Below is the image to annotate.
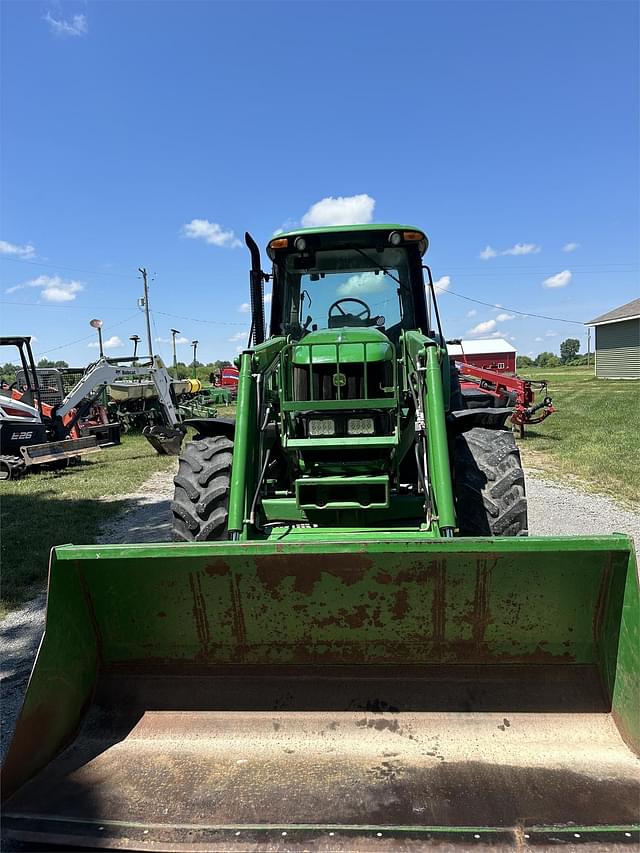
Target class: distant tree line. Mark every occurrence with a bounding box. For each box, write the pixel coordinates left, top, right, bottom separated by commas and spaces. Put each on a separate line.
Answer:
167, 360, 233, 381
517, 338, 589, 369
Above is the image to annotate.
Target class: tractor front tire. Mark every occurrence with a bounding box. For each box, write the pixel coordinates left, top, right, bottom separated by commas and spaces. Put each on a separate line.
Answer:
171, 435, 233, 541
453, 427, 527, 536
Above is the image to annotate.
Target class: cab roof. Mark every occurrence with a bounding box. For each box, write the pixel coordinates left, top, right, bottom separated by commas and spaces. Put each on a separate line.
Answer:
274, 223, 429, 254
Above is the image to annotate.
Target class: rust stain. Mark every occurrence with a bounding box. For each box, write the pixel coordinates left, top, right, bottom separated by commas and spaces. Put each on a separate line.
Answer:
203, 559, 229, 578
230, 573, 247, 660
256, 553, 374, 596
593, 552, 613, 644
188, 572, 211, 656
392, 589, 409, 620
472, 557, 494, 649
430, 559, 446, 645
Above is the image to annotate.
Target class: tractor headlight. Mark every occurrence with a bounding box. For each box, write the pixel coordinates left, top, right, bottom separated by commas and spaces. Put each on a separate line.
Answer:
308, 418, 335, 437
347, 417, 374, 435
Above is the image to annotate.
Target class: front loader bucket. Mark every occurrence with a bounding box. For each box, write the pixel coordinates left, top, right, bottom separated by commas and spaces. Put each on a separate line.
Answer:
2, 536, 639, 850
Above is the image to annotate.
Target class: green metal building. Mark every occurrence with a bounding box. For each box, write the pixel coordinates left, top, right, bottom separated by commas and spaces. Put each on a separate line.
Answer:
587, 297, 640, 379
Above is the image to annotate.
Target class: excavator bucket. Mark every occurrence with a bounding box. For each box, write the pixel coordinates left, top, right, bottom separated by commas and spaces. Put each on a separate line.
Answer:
2, 536, 639, 850
142, 423, 185, 455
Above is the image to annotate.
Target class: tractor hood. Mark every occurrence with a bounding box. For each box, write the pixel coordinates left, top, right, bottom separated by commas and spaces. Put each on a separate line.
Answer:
291, 327, 394, 365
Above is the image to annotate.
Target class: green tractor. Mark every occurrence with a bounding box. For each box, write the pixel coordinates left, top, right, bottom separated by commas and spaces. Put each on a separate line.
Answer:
2, 225, 638, 849
172, 225, 526, 542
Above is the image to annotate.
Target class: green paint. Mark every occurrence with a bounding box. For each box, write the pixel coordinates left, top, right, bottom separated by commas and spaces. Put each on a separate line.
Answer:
291, 328, 394, 365
228, 351, 253, 535
425, 343, 456, 531
277, 223, 426, 241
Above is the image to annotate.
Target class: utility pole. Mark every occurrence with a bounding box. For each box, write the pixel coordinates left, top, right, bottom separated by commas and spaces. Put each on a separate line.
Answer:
191, 340, 199, 378
138, 267, 153, 360
129, 334, 141, 360
171, 328, 181, 370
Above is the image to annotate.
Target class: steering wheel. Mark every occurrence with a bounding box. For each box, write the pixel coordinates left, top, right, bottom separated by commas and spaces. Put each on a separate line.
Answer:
328, 298, 371, 323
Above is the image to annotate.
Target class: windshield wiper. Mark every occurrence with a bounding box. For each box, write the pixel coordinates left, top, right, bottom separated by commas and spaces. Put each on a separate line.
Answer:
353, 248, 406, 289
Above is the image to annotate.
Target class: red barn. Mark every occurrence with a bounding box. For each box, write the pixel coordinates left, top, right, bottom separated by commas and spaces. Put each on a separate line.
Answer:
447, 338, 517, 374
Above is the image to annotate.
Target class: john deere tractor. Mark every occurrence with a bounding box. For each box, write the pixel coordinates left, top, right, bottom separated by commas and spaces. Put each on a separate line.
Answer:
171, 225, 526, 542
2, 225, 638, 849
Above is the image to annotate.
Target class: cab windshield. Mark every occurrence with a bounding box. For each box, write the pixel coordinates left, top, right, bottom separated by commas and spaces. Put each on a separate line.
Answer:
277, 247, 415, 339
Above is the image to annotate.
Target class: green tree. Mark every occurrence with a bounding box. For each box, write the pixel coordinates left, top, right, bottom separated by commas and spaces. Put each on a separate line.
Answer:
535, 351, 561, 368
560, 338, 580, 364
516, 355, 534, 369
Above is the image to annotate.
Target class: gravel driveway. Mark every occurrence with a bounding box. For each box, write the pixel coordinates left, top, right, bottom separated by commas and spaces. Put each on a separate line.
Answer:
2, 467, 639, 765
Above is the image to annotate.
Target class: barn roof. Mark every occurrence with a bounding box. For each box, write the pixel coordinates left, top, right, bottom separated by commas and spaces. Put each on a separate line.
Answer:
586, 298, 640, 327
447, 337, 517, 356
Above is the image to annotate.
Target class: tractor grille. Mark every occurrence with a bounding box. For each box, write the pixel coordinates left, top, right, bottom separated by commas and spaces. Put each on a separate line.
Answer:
293, 362, 393, 402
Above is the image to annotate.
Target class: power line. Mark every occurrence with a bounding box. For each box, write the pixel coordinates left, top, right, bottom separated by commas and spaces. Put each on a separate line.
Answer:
2, 253, 637, 280
0, 256, 135, 279
0, 301, 248, 326
152, 310, 246, 326
435, 284, 585, 325
0, 299, 138, 311
37, 313, 141, 355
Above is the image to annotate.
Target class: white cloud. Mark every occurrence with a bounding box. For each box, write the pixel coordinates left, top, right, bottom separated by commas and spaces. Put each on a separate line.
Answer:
6, 274, 84, 302
43, 11, 88, 36
155, 335, 188, 344
235, 346, 244, 353
467, 318, 497, 336
563, 242, 580, 252
501, 242, 541, 256
301, 194, 375, 228
264, 291, 272, 304
542, 269, 572, 289
432, 275, 451, 292
89, 335, 123, 350
238, 302, 251, 313
479, 245, 498, 260
337, 271, 387, 296
534, 336, 544, 342
545, 330, 559, 337
228, 331, 248, 342
496, 312, 515, 322
180, 219, 241, 248
480, 242, 541, 260
466, 309, 477, 318
0, 239, 35, 258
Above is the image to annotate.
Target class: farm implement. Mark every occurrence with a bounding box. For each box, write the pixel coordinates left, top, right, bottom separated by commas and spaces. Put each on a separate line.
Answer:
0, 336, 187, 478
454, 358, 556, 437
2, 225, 638, 849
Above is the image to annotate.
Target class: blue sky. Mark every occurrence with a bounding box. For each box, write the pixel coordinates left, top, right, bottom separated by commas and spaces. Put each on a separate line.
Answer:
1, 0, 638, 365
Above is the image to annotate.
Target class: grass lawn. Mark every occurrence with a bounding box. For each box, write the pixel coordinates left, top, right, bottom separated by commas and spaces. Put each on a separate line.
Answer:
515, 366, 640, 506
0, 434, 176, 617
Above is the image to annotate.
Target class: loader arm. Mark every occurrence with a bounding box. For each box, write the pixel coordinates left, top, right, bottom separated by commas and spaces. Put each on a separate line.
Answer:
55, 355, 184, 453
57, 356, 179, 426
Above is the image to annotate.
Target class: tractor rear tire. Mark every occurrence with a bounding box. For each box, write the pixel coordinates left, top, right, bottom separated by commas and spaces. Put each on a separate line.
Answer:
452, 427, 527, 536
171, 435, 233, 541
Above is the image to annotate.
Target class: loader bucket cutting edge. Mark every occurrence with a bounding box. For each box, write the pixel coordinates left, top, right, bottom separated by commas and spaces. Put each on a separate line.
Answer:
2, 535, 638, 849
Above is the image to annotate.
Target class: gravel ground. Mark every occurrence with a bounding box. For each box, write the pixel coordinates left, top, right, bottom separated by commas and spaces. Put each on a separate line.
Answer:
1, 468, 639, 815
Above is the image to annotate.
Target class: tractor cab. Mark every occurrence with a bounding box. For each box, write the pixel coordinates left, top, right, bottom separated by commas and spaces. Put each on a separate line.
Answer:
266, 226, 432, 344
